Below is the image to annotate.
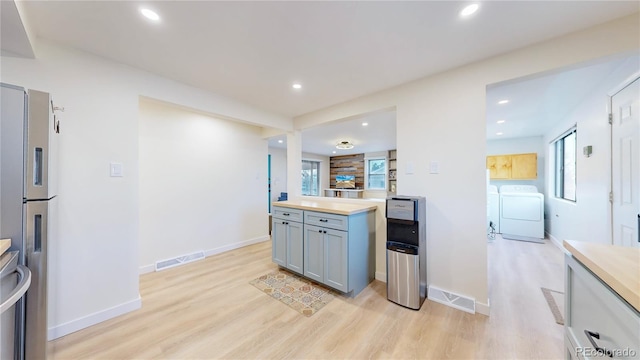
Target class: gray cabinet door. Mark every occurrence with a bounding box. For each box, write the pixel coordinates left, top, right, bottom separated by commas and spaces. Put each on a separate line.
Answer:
324, 228, 348, 292
304, 224, 324, 283
271, 218, 287, 267
287, 221, 304, 274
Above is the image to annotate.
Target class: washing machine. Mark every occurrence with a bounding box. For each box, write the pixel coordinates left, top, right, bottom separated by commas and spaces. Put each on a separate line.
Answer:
499, 185, 544, 243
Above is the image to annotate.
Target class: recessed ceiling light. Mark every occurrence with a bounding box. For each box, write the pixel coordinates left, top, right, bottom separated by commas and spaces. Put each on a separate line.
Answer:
140, 8, 160, 21
460, 3, 479, 17
278, 140, 283, 144
332, 151, 336, 154
292, 83, 302, 89
496, 132, 504, 136
497, 120, 505, 124
498, 99, 509, 105
362, 122, 368, 126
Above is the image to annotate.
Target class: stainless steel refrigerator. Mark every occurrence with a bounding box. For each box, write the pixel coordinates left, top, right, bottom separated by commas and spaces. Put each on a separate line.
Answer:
1, 83, 58, 360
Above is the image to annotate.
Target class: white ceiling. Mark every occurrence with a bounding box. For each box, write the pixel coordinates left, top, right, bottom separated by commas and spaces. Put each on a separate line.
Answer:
269, 109, 396, 156
3, 1, 638, 155
486, 54, 639, 140
14, 1, 640, 118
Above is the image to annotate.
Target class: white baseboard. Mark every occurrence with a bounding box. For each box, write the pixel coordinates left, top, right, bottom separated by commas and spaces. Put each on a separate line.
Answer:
475, 299, 490, 316
139, 264, 154, 275
48, 295, 141, 340
204, 235, 270, 257
375, 271, 386, 283
546, 232, 565, 252
138, 235, 271, 274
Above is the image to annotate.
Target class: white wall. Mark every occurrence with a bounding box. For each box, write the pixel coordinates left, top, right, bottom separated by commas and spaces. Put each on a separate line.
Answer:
486, 136, 546, 192
302, 152, 330, 195
269, 147, 288, 204
543, 55, 640, 245
290, 14, 640, 313
139, 99, 269, 270
0, 40, 290, 339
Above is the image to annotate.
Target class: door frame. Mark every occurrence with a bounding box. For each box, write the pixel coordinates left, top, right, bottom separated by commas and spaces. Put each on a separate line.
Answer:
607, 71, 640, 245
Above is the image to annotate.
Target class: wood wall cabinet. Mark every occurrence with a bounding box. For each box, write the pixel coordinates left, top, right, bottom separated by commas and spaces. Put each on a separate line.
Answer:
486, 153, 537, 180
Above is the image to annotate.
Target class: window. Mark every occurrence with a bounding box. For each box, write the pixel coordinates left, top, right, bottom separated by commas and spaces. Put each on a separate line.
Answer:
554, 128, 576, 201
366, 158, 386, 190
301, 160, 320, 196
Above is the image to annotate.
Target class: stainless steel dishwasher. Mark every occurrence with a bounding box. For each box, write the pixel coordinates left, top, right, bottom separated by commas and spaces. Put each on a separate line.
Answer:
1, 251, 32, 360
386, 196, 426, 310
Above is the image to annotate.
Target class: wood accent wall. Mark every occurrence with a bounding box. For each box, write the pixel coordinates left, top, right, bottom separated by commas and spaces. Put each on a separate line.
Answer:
329, 154, 365, 189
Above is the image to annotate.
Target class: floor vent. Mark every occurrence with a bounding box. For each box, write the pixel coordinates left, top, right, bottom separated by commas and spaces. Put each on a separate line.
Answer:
428, 285, 476, 314
155, 251, 205, 272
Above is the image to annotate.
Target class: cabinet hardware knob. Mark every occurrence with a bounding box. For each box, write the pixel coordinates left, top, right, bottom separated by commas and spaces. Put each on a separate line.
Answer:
584, 330, 613, 358
282, 221, 286, 224
318, 230, 322, 233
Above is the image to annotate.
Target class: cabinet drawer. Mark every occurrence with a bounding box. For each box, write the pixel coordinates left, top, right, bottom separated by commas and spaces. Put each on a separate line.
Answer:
304, 211, 348, 231
565, 254, 640, 359
272, 207, 303, 222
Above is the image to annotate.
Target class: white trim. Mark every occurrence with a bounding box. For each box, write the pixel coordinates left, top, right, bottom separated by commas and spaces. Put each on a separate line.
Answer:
475, 299, 490, 316
48, 296, 142, 340
546, 232, 563, 250
204, 235, 270, 258
138, 235, 271, 274
375, 271, 386, 283
364, 156, 388, 191
139, 264, 155, 275
607, 72, 640, 97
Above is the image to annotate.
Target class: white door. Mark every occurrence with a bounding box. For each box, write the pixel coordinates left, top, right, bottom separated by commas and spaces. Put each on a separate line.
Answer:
611, 77, 639, 247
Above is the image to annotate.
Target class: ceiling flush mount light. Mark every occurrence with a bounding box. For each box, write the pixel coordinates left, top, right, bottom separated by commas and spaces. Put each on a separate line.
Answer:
140, 8, 160, 21
496, 132, 504, 136
336, 141, 354, 150
460, 3, 479, 17
332, 151, 336, 154
292, 83, 302, 89
498, 99, 509, 105
278, 140, 283, 144
362, 122, 368, 126
496, 120, 505, 124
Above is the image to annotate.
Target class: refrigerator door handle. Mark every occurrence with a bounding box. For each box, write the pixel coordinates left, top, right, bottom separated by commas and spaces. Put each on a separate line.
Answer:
0, 265, 31, 314
25, 90, 51, 200
24, 201, 49, 360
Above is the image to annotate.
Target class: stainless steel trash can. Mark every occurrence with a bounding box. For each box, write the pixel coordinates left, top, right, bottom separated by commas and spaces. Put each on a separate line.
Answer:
386, 242, 421, 309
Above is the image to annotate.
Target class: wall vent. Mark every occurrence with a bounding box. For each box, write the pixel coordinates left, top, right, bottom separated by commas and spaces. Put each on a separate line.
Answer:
155, 251, 205, 271
428, 285, 476, 314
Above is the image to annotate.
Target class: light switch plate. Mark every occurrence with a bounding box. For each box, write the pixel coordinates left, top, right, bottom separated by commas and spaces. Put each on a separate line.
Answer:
406, 161, 415, 174
110, 162, 124, 177
430, 161, 440, 174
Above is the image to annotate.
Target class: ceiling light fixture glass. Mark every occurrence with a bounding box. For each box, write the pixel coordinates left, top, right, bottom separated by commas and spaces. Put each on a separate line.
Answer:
496, 120, 505, 124
362, 122, 368, 126
336, 141, 354, 150
140, 8, 160, 21
278, 140, 283, 144
496, 132, 504, 136
460, 3, 479, 17
498, 99, 509, 105
292, 83, 302, 89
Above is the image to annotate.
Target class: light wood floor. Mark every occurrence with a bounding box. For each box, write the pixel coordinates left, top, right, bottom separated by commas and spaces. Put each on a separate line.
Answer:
49, 235, 565, 359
